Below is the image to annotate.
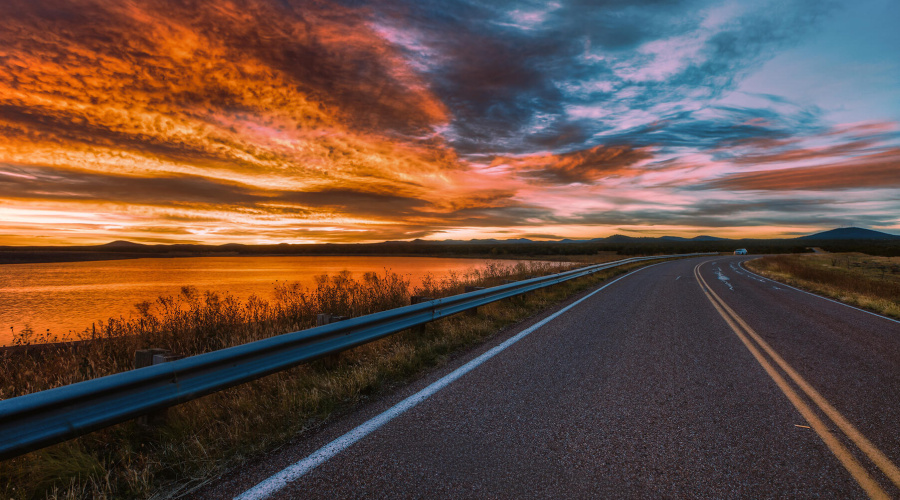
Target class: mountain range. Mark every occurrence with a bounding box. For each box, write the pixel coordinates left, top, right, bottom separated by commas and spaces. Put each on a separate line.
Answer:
37, 227, 900, 249
407, 227, 898, 245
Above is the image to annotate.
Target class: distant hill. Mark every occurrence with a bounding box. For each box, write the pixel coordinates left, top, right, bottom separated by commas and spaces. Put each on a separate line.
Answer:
604, 234, 641, 243
797, 227, 900, 241
100, 240, 146, 247
659, 235, 726, 242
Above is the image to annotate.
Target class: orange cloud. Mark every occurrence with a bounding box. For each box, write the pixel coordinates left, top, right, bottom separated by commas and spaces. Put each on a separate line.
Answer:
489, 145, 654, 184
0, 0, 524, 244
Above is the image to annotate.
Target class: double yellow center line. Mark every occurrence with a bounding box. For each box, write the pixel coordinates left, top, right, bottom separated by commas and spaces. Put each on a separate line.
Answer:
693, 262, 900, 499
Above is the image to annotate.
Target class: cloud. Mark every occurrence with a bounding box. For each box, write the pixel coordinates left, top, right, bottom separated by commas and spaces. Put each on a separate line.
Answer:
0, 0, 529, 242
726, 139, 880, 165
489, 144, 654, 184
704, 149, 900, 191
0, 164, 264, 206
532, 194, 899, 229
375, 0, 729, 154
0, 0, 447, 134
0, 162, 511, 221
0, 0, 461, 188
278, 189, 429, 217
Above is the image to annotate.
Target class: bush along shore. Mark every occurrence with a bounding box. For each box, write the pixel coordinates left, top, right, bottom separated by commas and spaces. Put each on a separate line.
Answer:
1, 257, 651, 499
745, 253, 900, 319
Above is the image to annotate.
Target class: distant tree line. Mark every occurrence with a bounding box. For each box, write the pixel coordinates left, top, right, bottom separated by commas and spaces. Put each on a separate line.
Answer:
2, 239, 898, 264
814, 240, 900, 257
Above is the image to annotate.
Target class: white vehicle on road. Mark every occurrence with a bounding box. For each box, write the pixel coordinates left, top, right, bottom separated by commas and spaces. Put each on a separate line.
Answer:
734, 248, 748, 255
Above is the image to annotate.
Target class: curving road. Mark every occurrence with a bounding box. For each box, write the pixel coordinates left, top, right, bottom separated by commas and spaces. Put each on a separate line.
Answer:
197, 256, 900, 499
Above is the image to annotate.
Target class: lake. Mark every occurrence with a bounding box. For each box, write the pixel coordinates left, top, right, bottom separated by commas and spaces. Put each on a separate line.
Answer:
0, 255, 538, 345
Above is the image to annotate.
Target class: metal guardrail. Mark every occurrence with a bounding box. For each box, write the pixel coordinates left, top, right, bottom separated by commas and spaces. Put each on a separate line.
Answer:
0, 253, 713, 460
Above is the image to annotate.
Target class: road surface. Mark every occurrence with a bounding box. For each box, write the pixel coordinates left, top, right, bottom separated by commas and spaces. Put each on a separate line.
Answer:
196, 256, 900, 499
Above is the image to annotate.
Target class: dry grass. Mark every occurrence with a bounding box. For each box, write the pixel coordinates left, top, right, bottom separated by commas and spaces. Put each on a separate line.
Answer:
746, 253, 900, 319
0, 256, 649, 499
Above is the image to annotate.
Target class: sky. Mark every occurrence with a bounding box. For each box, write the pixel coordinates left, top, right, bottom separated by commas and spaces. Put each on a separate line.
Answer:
0, 0, 898, 245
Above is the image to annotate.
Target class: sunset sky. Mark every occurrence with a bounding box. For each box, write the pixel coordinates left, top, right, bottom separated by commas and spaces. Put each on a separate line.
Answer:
1, 0, 898, 245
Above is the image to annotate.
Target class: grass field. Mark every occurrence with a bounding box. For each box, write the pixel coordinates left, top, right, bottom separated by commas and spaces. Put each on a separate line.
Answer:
745, 253, 900, 319
0, 256, 649, 499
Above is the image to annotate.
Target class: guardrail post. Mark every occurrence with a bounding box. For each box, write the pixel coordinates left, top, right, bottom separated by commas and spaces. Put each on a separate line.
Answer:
134, 348, 183, 426
410, 296, 434, 333
134, 348, 168, 370
501, 280, 527, 300
464, 286, 485, 315
316, 314, 350, 326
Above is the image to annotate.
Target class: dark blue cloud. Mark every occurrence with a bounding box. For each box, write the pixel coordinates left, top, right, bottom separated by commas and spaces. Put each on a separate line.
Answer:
538, 101, 825, 159
370, 0, 835, 156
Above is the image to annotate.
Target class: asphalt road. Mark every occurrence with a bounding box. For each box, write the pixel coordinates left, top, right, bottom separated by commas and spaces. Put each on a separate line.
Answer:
198, 256, 900, 499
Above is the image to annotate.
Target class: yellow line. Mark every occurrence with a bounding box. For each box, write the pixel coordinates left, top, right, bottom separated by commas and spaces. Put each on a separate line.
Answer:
693, 263, 890, 499
699, 262, 900, 489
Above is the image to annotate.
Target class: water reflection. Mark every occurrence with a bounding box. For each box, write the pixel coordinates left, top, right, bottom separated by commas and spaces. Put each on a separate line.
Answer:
0, 256, 531, 345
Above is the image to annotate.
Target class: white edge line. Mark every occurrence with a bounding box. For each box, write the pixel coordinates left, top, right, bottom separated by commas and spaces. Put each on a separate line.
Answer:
739, 260, 900, 326
235, 261, 667, 500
